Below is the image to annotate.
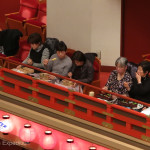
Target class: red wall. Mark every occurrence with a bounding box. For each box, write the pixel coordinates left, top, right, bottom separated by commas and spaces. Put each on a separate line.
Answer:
0, 0, 20, 29
122, 0, 150, 63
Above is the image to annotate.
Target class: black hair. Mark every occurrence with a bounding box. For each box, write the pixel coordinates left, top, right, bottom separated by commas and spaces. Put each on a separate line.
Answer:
56, 41, 67, 51
27, 33, 42, 44
72, 51, 86, 62
138, 61, 150, 74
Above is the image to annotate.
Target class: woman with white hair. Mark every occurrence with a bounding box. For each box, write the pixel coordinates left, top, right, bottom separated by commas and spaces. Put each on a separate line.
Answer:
102, 57, 132, 99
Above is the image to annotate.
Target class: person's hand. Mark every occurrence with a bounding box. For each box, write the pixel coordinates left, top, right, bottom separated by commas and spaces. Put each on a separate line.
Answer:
16, 65, 21, 69
136, 72, 141, 84
122, 94, 128, 97
101, 86, 108, 94
27, 58, 33, 65
124, 82, 130, 91
112, 95, 117, 100
72, 82, 77, 88
68, 72, 72, 78
43, 59, 49, 66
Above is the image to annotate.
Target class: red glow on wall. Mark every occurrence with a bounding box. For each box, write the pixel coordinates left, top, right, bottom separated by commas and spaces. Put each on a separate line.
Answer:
0, 110, 110, 150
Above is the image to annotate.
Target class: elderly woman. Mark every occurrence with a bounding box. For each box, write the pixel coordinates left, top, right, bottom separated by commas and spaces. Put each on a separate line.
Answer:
124, 61, 150, 103
103, 57, 132, 99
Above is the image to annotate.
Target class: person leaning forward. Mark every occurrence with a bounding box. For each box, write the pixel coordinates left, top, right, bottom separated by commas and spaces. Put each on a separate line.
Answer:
17, 33, 50, 69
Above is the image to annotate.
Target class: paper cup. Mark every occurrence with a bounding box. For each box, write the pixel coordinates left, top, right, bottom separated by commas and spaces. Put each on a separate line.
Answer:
89, 91, 94, 97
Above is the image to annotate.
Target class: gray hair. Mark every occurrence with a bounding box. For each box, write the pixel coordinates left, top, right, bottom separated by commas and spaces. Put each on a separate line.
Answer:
115, 57, 128, 67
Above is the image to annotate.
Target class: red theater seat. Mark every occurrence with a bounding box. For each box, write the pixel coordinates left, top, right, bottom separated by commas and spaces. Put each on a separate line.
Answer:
5, 0, 39, 35
25, 2, 46, 42
0, 53, 6, 57
83, 57, 101, 95
142, 53, 150, 62
0, 53, 7, 67
4, 40, 30, 69
11, 40, 30, 62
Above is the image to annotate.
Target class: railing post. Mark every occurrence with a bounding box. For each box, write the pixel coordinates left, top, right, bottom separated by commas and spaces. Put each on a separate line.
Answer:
32, 79, 38, 98
146, 117, 150, 137
68, 91, 74, 100
50, 96, 55, 105
106, 104, 113, 123
126, 122, 131, 131
0, 68, 3, 86
87, 109, 92, 118
15, 84, 20, 93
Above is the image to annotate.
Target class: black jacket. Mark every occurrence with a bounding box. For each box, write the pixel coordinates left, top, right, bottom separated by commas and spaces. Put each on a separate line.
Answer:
129, 76, 150, 103
127, 62, 138, 79
70, 59, 94, 84
0, 29, 23, 56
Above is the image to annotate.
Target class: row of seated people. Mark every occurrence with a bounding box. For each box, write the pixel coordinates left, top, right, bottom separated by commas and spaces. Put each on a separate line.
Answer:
5, 0, 46, 42
101, 56, 150, 113
1, 32, 150, 113
1, 32, 100, 95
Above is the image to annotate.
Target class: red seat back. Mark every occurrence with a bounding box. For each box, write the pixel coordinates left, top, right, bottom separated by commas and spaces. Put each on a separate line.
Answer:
19, 0, 39, 19
93, 58, 101, 80
66, 49, 75, 58
8, 40, 30, 62
17, 40, 30, 61
142, 53, 150, 62
37, 2, 47, 24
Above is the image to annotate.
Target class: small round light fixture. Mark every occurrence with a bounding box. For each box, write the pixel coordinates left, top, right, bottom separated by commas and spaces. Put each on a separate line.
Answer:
19, 123, 36, 144
89, 146, 97, 150
62, 138, 80, 150
1, 115, 14, 135
40, 130, 57, 150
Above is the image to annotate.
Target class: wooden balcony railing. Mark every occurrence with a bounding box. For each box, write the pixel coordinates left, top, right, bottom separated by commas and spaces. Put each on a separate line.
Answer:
0, 55, 150, 143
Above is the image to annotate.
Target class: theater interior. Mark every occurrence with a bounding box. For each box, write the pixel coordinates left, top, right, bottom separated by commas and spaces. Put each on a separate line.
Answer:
0, 0, 150, 150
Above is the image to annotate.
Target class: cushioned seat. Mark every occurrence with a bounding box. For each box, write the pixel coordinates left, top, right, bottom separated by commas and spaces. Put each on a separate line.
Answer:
93, 58, 101, 80
5, 0, 39, 35
16, 40, 31, 62
142, 53, 150, 62
25, 2, 46, 42
26, 20, 46, 27
83, 57, 101, 95
0, 53, 7, 67
4, 40, 30, 69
